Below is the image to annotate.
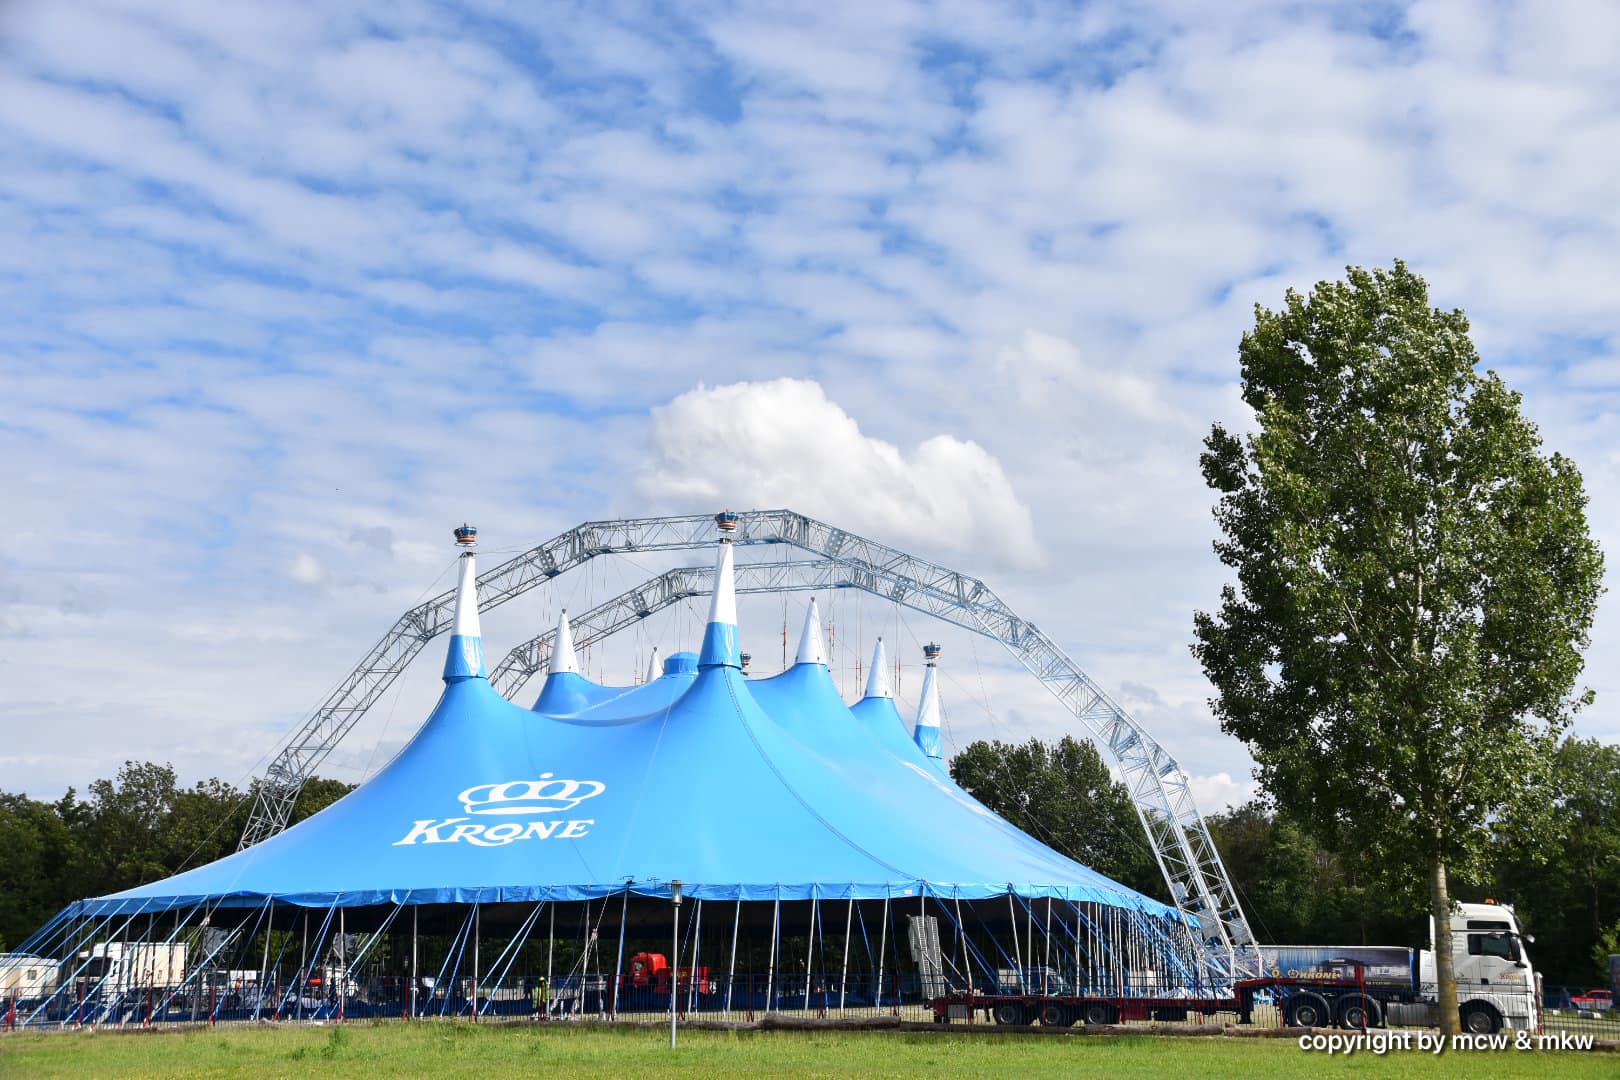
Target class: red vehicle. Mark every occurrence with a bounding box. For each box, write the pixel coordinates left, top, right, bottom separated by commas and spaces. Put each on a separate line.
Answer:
627, 953, 713, 994
1571, 989, 1613, 1012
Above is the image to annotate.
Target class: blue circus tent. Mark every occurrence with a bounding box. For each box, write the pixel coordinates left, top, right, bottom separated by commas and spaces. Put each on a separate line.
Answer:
72, 533, 1174, 920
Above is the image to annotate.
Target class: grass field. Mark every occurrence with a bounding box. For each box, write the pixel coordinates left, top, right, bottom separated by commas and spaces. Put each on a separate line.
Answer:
0, 1023, 1613, 1080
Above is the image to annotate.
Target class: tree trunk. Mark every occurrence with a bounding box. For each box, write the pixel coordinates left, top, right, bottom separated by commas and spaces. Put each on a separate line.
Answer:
1429, 856, 1459, 1036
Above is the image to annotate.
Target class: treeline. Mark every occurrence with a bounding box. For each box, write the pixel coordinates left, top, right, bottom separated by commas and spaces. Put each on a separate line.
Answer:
0, 762, 353, 951
951, 734, 1620, 985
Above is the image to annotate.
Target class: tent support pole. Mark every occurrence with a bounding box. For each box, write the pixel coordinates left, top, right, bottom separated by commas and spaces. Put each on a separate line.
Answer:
875, 890, 889, 1013
472, 903, 479, 1022
411, 906, 418, 1021
545, 905, 554, 1019
255, 901, 274, 1022
724, 898, 740, 1019
612, 886, 629, 1021
804, 895, 817, 1007
1008, 895, 1023, 992
688, 898, 703, 1015
1045, 898, 1052, 995
298, 911, 308, 1021
839, 896, 853, 1014
339, 907, 346, 1022
764, 890, 780, 1014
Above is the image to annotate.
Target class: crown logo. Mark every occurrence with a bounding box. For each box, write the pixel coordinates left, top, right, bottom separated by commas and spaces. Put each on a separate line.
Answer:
459, 773, 607, 816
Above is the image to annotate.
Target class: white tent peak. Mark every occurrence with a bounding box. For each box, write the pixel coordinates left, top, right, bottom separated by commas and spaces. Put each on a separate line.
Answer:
645, 646, 660, 683
451, 551, 480, 641
708, 541, 737, 627
795, 598, 827, 665
863, 638, 891, 699
549, 608, 580, 675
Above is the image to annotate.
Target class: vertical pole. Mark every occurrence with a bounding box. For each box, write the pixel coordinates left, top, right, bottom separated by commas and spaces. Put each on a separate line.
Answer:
725, 898, 740, 1019
545, 905, 554, 1020
764, 891, 780, 1014
839, 897, 853, 1013
688, 899, 703, 1016
410, 906, 418, 1021
255, 901, 274, 1022
1044, 898, 1053, 996
471, 904, 480, 1022
875, 891, 889, 1013
612, 887, 629, 1021
669, 893, 680, 1048
805, 896, 817, 1008
956, 896, 969, 990
339, 908, 346, 1023
1008, 896, 1023, 993
298, 911, 308, 1021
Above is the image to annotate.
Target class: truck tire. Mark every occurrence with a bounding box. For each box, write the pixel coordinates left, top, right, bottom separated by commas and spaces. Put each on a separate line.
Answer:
1081, 1002, 1119, 1026
1285, 992, 1331, 1029
1460, 1001, 1502, 1035
992, 1000, 1026, 1026
1039, 1001, 1074, 1027
1335, 994, 1383, 1030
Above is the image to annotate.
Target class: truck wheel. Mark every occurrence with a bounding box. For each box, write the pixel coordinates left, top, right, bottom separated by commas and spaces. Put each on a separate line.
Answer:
1040, 1002, 1074, 1027
1335, 995, 1383, 1030
992, 1001, 1025, 1026
1286, 993, 1331, 1029
1460, 1002, 1502, 1035
1081, 1002, 1118, 1026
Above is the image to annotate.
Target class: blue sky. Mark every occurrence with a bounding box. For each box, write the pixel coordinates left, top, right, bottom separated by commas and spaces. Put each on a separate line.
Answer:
3, 0, 1617, 810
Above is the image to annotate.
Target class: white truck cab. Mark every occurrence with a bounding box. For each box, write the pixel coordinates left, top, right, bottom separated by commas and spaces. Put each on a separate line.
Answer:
1413, 900, 1539, 1033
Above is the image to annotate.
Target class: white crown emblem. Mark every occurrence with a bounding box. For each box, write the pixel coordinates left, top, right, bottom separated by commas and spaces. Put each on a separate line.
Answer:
459, 773, 606, 816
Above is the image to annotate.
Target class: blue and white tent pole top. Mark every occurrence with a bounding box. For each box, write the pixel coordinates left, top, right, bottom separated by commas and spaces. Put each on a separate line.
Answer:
697, 523, 740, 669
442, 544, 485, 682
864, 637, 892, 699
795, 598, 827, 666
913, 643, 943, 760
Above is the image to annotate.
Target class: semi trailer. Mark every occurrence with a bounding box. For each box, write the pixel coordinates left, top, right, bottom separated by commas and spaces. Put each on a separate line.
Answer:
927, 900, 1538, 1034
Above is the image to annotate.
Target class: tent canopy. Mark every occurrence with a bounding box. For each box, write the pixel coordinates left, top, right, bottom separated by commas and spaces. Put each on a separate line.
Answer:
78, 533, 1175, 919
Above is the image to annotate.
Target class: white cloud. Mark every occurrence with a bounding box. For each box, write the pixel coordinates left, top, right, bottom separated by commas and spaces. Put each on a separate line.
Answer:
286, 553, 326, 586
1, 0, 1617, 815
642, 378, 1045, 570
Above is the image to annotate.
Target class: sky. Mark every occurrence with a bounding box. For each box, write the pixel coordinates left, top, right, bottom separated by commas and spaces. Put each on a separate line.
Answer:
3, 0, 1618, 817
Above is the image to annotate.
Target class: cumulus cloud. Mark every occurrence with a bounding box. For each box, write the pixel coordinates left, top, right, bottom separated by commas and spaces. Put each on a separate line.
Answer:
642, 378, 1045, 569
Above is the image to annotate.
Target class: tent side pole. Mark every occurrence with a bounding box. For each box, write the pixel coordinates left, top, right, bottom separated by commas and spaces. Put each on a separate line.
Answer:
839, 896, 853, 1014
472, 903, 480, 1021
1008, 895, 1023, 992
411, 906, 419, 1021
875, 891, 889, 1014
804, 895, 817, 1006
298, 910, 308, 1021
724, 898, 740, 1019
545, 904, 554, 1018
612, 886, 629, 1021
764, 890, 780, 1015
255, 901, 274, 1022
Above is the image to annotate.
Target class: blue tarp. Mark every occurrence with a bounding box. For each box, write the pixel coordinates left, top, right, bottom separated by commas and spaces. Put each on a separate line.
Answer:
78, 549, 1175, 919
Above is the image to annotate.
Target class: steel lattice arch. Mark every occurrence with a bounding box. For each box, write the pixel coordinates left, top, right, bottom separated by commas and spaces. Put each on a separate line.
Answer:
236, 510, 1260, 980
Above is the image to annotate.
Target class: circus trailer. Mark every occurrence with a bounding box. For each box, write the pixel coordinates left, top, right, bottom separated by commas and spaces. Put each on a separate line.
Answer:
76, 941, 189, 994
0, 954, 57, 1000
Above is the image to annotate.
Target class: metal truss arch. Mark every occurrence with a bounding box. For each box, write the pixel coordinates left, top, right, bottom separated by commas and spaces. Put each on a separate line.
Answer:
237, 510, 1260, 980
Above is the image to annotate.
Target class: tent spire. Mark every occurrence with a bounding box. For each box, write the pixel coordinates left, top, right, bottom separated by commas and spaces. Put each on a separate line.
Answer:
794, 598, 827, 666
862, 637, 892, 699
443, 524, 486, 682
913, 643, 942, 759
549, 609, 580, 676
645, 646, 660, 684
699, 510, 741, 668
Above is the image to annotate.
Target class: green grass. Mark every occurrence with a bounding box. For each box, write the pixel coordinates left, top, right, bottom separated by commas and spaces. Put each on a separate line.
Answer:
0, 1023, 1612, 1080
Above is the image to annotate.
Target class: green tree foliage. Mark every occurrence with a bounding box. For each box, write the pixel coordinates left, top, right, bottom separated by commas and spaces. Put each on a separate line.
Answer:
1193, 262, 1605, 1031
950, 735, 1162, 899
1204, 800, 1416, 949
0, 763, 355, 949
1494, 737, 1620, 982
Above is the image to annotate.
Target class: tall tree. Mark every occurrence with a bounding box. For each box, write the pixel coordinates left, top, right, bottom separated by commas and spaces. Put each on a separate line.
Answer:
1193, 262, 1604, 1033
951, 735, 1162, 898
